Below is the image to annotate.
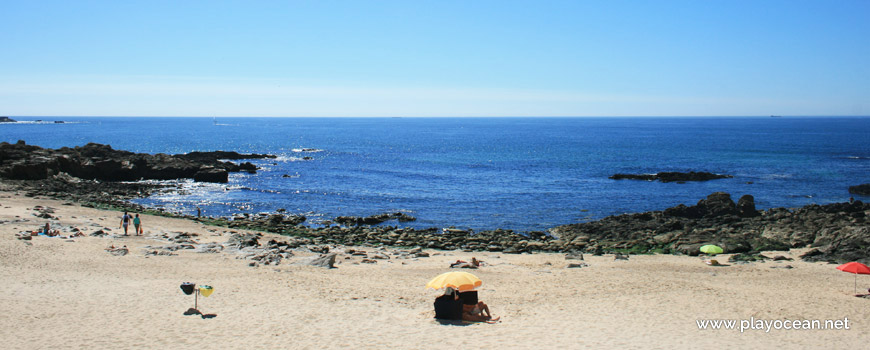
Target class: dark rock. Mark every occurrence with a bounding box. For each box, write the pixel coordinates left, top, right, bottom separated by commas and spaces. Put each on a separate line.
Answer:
697, 192, 737, 218
0, 117, 16, 123
192, 168, 228, 183
176, 150, 275, 162
335, 212, 416, 226
849, 184, 870, 196
736, 195, 760, 217
609, 171, 732, 183
728, 253, 770, 263
0, 142, 273, 183
309, 245, 330, 254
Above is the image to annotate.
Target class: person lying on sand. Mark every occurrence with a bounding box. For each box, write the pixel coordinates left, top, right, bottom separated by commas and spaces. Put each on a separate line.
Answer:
450, 257, 482, 269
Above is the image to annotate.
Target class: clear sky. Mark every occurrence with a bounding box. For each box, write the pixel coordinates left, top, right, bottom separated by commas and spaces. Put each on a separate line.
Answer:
1, 0, 868, 117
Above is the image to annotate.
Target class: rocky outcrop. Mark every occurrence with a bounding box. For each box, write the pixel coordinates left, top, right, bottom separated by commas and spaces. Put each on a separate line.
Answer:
736, 194, 760, 217
609, 171, 732, 182
0, 117, 16, 123
335, 212, 417, 226
849, 184, 870, 196
550, 193, 868, 263
0, 141, 275, 183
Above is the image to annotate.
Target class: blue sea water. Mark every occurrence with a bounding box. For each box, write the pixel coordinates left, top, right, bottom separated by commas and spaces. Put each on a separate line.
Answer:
2, 117, 869, 232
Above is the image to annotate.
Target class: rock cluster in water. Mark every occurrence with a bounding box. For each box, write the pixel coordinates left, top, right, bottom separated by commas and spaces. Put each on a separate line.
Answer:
609, 171, 733, 182
849, 184, 870, 196
0, 141, 274, 183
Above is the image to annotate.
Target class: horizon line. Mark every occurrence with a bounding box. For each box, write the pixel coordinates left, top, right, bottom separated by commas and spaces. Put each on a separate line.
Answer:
5, 115, 869, 119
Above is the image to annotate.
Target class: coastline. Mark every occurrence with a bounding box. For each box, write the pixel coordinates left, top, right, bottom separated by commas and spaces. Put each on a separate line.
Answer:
1, 140, 867, 264
1, 190, 867, 349
2, 174, 867, 264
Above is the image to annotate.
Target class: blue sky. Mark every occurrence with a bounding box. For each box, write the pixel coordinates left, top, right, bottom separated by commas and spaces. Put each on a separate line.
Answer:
1, 0, 868, 117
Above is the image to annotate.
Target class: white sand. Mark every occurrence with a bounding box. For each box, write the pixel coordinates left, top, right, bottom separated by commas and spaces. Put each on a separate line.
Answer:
1, 190, 868, 349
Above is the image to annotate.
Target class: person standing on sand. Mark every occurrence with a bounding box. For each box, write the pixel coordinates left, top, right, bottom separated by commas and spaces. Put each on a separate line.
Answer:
133, 214, 142, 236
120, 211, 132, 235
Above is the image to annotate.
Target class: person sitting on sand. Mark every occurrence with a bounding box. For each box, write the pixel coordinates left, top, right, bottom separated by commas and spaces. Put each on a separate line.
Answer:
119, 211, 132, 235
42, 222, 60, 236
459, 290, 499, 323
433, 287, 464, 320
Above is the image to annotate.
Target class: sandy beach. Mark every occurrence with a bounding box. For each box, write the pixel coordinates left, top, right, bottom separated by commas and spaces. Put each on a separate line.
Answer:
1, 190, 868, 349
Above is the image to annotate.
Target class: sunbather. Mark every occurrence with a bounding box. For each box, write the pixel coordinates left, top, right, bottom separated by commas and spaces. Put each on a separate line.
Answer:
450, 257, 482, 269
459, 290, 499, 323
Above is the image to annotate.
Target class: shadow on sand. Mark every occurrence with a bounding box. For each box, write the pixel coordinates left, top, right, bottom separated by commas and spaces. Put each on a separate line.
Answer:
433, 319, 474, 326
183, 308, 218, 319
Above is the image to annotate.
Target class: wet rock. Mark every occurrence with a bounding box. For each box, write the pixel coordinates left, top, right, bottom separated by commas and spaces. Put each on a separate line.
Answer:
848, 184, 870, 196
335, 212, 417, 226
609, 171, 732, 183
736, 194, 760, 217
192, 168, 228, 183
0, 141, 273, 182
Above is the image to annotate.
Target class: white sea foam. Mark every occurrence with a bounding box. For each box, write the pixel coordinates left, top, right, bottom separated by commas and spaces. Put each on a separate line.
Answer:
273, 155, 310, 162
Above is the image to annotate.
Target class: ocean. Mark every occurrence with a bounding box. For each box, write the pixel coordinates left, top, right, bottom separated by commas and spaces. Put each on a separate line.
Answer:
2, 117, 868, 232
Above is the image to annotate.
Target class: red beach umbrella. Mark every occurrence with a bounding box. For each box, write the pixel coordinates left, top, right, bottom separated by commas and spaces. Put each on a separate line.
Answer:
836, 262, 870, 295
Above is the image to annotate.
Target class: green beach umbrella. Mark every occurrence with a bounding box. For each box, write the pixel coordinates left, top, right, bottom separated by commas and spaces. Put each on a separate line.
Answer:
699, 245, 723, 255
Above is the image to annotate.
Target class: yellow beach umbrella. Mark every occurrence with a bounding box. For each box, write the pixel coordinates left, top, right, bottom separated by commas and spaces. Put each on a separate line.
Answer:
426, 271, 482, 292
199, 285, 214, 297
